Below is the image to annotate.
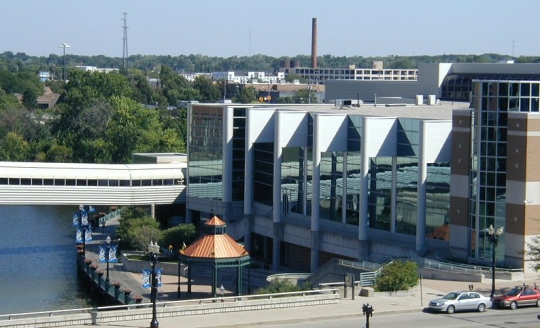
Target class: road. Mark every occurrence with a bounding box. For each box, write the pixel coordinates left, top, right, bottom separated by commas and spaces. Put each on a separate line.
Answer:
256, 307, 540, 328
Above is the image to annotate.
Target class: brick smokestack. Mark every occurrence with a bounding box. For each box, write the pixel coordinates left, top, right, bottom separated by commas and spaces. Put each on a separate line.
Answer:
311, 18, 317, 69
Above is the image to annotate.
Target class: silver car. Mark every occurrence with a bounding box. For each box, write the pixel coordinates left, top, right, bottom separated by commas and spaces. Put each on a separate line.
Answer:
428, 291, 492, 314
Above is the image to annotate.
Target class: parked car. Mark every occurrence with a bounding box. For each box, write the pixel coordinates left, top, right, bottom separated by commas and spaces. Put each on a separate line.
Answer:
492, 285, 540, 309
428, 291, 491, 314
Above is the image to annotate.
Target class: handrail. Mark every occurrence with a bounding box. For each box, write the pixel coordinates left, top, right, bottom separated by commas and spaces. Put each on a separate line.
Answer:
0, 288, 339, 322
99, 208, 123, 226
316, 261, 390, 288
409, 251, 523, 274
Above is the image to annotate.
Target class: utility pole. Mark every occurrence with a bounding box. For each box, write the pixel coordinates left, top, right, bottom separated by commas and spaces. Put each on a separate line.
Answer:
122, 12, 129, 70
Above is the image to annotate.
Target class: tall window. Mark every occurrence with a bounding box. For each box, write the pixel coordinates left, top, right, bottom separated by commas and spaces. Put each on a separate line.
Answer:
188, 107, 223, 200
253, 143, 274, 206
469, 81, 515, 261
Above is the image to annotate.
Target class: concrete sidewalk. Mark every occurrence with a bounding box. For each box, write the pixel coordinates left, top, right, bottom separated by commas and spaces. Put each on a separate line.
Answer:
67, 274, 540, 328
77, 216, 540, 328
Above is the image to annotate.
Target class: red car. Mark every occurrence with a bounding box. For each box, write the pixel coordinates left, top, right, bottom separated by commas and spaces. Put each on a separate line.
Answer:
492, 285, 540, 310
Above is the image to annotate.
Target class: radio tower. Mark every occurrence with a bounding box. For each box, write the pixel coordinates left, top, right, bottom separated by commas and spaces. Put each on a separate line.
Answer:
122, 12, 129, 70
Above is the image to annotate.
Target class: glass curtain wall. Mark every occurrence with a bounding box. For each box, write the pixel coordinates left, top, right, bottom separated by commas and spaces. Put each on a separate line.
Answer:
345, 153, 361, 225
253, 142, 274, 206
232, 108, 246, 201
319, 152, 343, 222
282, 147, 306, 215
425, 163, 451, 238
469, 81, 513, 261
395, 118, 420, 236
346, 116, 362, 225
188, 107, 223, 200
367, 157, 393, 231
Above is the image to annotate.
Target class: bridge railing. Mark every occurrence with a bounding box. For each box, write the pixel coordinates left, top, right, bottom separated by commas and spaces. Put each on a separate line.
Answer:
0, 288, 339, 328
98, 207, 123, 226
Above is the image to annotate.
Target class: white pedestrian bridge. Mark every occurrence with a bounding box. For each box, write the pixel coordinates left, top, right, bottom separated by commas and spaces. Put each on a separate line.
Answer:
0, 161, 186, 205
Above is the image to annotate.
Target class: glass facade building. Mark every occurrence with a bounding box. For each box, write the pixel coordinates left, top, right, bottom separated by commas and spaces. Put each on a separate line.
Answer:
187, 103, 453, 272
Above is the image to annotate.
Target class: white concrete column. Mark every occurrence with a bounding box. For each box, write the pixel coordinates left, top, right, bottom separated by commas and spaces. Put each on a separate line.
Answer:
359, 118, 369, 241
244, 109, 254, 215
416, 122, 427, 254
222, 106, 234, 203
310, 116, 322, 272
272, 111, 283, 270
390, 156, 397, 233
342, 153, 348, 224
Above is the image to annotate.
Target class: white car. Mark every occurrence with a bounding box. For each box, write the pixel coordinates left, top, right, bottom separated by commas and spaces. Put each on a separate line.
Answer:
428, 291, 492, 314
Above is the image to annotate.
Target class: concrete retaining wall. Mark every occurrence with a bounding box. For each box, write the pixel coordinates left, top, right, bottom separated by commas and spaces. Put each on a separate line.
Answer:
419, 267, 484, 282
121, 252, 183, 276
0, 291, 340, 328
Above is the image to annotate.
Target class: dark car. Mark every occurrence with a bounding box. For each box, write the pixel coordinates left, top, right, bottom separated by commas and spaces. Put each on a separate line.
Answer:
492, 285, 540, 310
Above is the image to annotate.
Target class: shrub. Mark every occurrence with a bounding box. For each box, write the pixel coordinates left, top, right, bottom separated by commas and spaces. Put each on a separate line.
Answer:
255, 277, 311, 294
374, 260, 419, 294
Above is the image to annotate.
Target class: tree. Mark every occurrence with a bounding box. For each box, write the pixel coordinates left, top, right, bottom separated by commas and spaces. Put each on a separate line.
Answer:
192, 75, 221, 102
233, 85, 257, 104
116, 214, 161, 251
523, 236, 540, 272
45, 145, 73, 162
158, 224, 199, 253
293, 88, 317, 104
374, 260, 419, 294
0, 132, 30, 161
51, 70, 185, 163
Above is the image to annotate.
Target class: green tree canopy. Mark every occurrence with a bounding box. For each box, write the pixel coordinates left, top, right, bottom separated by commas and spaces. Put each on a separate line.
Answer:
293, 88, 318, 104
233, 85, 257, 104
158, 224, 199, 254
192, 75, 221, 102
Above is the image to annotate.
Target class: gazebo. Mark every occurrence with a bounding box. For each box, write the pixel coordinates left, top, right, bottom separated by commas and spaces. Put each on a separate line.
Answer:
179, 216, 251, 298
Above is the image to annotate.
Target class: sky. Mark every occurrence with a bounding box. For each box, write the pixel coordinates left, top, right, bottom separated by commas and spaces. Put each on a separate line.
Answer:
2, 0, 539, 59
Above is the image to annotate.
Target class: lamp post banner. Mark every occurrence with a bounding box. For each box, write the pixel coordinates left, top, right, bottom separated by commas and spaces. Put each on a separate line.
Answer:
75, 228, 83, 243
143, 269, 163, 288
72, 212, 80, 227
76, 227, 93, 243
81, 211, 88, 226
84, 227, 92, 242
99, 246, 119, 263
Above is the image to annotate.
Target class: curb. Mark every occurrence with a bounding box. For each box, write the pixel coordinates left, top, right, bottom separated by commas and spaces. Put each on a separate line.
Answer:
200, 307, 425, 328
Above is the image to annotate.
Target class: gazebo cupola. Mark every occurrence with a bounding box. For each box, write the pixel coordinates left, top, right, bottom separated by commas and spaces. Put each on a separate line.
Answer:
205, 215, 226, 235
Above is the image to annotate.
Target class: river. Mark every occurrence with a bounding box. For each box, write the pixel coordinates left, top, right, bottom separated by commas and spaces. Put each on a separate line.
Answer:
0, 205, 95, 315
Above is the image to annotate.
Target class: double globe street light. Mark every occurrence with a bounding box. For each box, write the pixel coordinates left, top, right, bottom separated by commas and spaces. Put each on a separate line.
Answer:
149, 251, 159, 328
99, 235, 120, 287
488, 224, 504, 299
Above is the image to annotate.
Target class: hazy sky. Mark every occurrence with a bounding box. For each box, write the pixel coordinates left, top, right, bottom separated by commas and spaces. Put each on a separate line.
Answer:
2, 0, 538, 58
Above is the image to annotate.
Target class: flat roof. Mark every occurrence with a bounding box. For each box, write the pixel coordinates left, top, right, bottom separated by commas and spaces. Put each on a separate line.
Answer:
193, 101, 467, 120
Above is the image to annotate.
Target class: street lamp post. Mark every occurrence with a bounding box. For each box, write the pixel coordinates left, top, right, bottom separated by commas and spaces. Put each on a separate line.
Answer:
219, 284, 225, 301
488, 224, 504, 299
149, 251, 159, 328
105, 235, 111, 284
58, 43, 70, 81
